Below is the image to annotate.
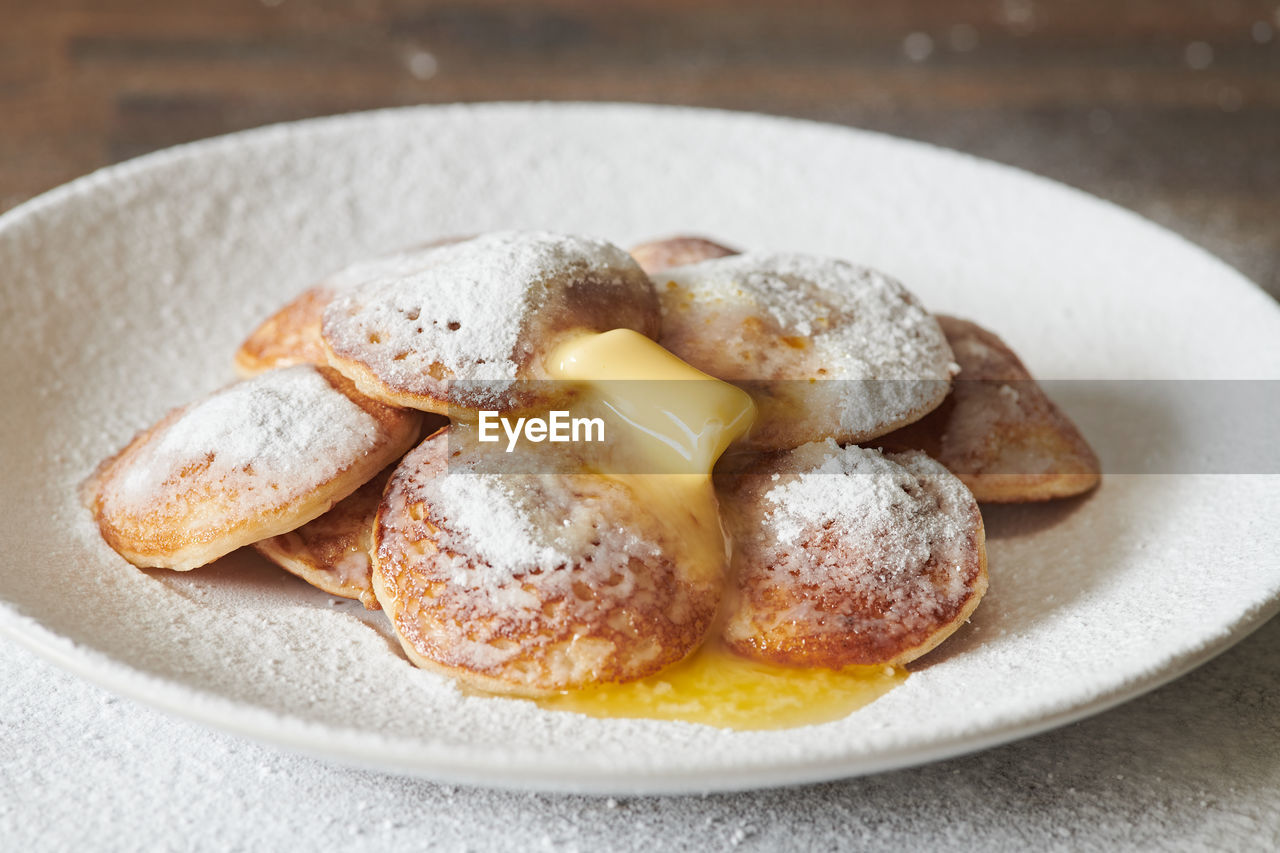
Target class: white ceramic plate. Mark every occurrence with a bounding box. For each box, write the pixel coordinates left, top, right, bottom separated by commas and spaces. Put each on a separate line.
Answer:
2, 104, 1278, 795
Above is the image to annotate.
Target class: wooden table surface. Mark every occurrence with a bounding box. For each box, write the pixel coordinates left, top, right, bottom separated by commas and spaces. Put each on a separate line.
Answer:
3, 0, 1278, 298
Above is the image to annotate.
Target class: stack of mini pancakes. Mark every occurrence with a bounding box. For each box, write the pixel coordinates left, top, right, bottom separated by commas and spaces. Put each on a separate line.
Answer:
88, 231, 1099, 696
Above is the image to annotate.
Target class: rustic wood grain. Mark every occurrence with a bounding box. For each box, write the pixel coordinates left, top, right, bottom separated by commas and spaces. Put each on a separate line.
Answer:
2, 0, 1277, 295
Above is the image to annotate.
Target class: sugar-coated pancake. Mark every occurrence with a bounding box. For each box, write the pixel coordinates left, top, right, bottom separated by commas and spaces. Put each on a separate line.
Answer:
253, 465, 392, 609
655, 253, 956, 451
718, 440, 987, 668
234, 239, 468, 377
89, 365, 422, 571
874, 315, 1101, 503
628, 235, 737, 275
321, 231, 660, 414
372, 430, 724, 696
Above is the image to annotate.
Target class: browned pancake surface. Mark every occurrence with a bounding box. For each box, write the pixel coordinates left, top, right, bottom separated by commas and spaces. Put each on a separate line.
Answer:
629, 235, 737, 274
235, 286, 334, 377
254, 465, 393, 608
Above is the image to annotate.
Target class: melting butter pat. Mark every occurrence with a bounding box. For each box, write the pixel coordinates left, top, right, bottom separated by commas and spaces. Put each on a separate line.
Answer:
547, 329, 755, 587
548, 328, 756, 474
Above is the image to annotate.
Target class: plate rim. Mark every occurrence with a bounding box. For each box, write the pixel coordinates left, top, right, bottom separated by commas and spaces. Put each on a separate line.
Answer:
4, 594, 1279, 795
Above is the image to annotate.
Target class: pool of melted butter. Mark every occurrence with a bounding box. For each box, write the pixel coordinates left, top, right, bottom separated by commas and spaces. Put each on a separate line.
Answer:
534, 642, 905, 731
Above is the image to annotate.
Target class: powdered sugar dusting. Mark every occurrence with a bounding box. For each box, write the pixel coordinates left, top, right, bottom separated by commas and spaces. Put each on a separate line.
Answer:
728, 440, 981, 643
322, 244, 452, 290
766, 442, 925, 549
407, 472, 662, 595
658, 253, 956, 447
380, 437, 681, 597
108, 366, 384, 512
663, 252, 954, 380
429, 470, 574, 586
322, 231, 646, 395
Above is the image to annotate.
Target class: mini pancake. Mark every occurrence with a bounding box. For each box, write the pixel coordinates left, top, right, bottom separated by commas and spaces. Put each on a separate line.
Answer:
717, 440, 987, 668
874, 316, 1101, 503
321, 231, 661, 414
234, 239, 467, 377
655, 253, 956, 451
90, 365, 422, 571
628, 235, 737, 275
371, 430, 723, 696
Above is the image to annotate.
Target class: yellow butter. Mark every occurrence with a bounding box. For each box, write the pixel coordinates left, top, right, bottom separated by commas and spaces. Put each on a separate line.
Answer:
548, 328, 756, 473
539, 641, 906, 731
547, 329, 753, 587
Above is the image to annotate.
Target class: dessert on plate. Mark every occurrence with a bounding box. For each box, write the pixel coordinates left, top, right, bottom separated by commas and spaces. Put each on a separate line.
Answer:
87, 230, 1100, 729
